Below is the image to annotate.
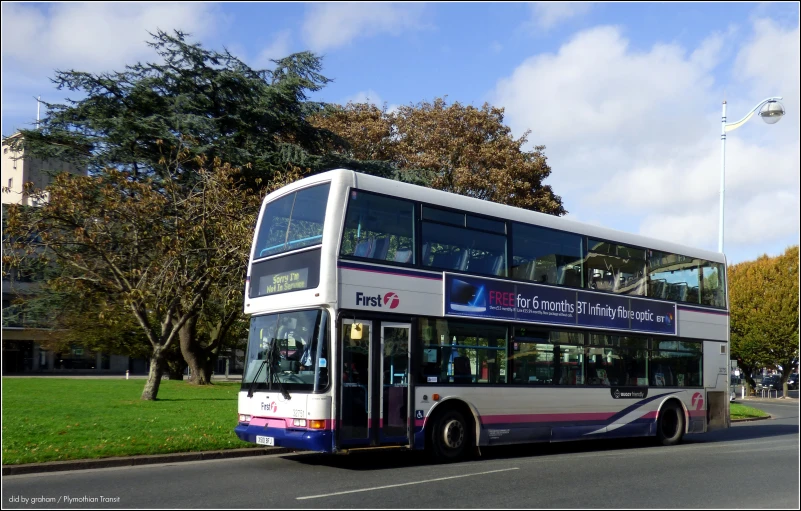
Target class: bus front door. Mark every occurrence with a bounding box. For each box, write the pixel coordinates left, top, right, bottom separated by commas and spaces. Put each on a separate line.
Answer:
339, 319, 372, 447
338, 319, 411, 448
379, 323, 410, 445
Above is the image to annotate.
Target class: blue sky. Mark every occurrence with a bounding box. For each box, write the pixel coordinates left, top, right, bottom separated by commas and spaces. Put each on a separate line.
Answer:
2, 2, 799, 265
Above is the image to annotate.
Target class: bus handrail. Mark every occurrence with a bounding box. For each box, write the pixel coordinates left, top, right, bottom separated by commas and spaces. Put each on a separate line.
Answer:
259, 234, 323, 257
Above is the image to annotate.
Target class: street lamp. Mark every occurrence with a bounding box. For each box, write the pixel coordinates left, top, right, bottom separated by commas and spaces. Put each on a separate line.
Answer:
719, 97, 785, 253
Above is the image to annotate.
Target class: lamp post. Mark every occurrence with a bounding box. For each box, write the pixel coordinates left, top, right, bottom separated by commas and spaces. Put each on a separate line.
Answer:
719, 97, 785, 253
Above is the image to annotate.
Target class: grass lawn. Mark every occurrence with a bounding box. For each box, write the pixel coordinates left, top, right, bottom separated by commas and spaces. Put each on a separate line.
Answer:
730, 402, 770, 420
2, 378, 772, 465
2, 378, 249, 465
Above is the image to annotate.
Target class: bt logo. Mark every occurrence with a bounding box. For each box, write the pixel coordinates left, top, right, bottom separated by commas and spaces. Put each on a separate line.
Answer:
356, 291, 400, 309
691, 392, 704, 410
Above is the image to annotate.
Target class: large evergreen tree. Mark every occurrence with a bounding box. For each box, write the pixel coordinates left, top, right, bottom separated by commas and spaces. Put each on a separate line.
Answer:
6, 30, 343, 187
2, 30, 359, 391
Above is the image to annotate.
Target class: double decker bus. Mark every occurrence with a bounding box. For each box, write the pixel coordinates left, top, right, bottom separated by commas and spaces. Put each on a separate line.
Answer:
235, 169, 730, 460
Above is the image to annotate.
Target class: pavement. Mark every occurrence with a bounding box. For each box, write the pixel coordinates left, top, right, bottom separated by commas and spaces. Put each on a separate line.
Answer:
1, 447, 296, 476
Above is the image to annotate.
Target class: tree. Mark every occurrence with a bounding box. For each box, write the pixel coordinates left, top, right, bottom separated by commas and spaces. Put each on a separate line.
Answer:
3, 30, 359, 385
4, 149, 261, 400
729, 246, 799, 395
7, 30, 343, 188
310, 98, 567, 215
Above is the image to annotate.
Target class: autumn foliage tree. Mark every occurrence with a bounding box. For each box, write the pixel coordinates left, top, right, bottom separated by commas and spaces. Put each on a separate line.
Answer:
311, 98, 566, 215
729, 246, 799, 395
4, 148, 261, 400
2, 30, 358, 386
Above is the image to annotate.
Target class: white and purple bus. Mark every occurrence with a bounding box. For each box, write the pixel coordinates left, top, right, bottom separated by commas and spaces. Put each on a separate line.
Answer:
235, 169, 730, 461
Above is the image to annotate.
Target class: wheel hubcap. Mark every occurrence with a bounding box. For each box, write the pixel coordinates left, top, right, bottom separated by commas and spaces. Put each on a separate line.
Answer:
442, 419, 464, 449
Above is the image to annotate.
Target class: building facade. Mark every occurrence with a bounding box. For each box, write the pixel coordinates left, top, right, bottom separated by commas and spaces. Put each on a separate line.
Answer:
2, 132, 145, 374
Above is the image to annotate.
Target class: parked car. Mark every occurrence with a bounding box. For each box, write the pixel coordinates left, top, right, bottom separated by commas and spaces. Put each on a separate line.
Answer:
787, 373, 798, 391
758, 375, 782, 392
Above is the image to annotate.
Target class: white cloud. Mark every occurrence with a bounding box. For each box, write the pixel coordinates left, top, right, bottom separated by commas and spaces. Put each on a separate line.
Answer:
491, 20, 799, 264
302, 3, 427, 52
530, 2, 592, 30
1, 3, 220, 74
1, 3, 222, 135
254, 30, 293, 68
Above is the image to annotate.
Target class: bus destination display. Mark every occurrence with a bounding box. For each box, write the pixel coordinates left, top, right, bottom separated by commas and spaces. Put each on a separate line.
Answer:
258, 268, 309, 295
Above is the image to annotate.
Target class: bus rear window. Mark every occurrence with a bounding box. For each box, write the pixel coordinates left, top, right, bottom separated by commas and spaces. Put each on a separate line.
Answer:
254, 183, 331, 259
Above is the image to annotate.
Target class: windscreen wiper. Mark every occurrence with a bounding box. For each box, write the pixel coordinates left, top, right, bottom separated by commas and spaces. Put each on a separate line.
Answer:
246, 359, 268, 398
272, 368, 291, 401
265, 339, 291, 401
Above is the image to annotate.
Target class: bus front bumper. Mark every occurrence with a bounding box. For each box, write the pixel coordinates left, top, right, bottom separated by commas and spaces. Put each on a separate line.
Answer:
235, 423, 333, 452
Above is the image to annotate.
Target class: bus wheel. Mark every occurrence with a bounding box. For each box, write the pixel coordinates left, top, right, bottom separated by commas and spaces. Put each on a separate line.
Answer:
656, 401, 685, 446
429, 408, 471, 462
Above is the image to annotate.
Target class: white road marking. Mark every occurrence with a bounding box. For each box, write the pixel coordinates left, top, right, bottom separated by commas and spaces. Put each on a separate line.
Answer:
296, 467, 519, 500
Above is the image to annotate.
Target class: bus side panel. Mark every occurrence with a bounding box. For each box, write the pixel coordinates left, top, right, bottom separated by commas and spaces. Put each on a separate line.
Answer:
677, 307, 728, 341
413, 387, 693, 447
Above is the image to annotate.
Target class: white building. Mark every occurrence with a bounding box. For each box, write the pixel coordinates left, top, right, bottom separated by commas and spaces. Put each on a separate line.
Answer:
2, 132, 84, 206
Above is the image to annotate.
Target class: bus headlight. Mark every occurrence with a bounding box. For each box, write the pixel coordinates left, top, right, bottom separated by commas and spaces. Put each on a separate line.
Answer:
239, 414, 251, 423
292, 419, 307, 427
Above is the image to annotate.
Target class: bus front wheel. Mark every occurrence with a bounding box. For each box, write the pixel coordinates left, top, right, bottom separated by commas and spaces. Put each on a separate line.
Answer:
656, 401, 685, 446
429, 408, 471, 462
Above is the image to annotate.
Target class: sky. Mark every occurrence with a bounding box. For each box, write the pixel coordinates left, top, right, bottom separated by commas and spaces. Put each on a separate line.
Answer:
2, 2, 799, 265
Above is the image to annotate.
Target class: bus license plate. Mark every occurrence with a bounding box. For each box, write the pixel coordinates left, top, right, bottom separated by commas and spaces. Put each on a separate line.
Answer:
256, 436, 274, 446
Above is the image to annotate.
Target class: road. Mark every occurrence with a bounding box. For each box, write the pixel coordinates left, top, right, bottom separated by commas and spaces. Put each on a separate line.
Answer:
3, 399, 798, 509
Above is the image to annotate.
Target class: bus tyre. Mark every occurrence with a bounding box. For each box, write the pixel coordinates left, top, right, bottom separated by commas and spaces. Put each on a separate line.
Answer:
656, 402, 685, 446
429, 408, 471, 462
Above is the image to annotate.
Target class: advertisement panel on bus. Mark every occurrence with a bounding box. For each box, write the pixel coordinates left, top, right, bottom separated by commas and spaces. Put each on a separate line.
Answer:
444, 273, 676, 336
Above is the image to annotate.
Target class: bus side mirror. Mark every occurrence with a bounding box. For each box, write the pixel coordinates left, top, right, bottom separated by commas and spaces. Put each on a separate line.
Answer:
350, 323, 364, 341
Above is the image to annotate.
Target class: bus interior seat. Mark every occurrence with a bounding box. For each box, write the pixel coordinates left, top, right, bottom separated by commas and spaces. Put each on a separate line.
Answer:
513, 260, 535, 281
393, 247, 413, 263
489, 255, 504, 275
421, 243, 432, 264
453, 356, 472, 383
469, 255, 503, 276
533, 266, 556, 284
279, 358, 299, 373
371, 237, 390, 260
287, 341, 304, 361
455, 249, 470, 271
562, 269, 581, 287
431, 249, 468, 271
353, 238, 373, 257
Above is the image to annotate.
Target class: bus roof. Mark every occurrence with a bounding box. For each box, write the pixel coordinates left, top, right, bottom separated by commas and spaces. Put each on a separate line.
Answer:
263, 168, 726, 265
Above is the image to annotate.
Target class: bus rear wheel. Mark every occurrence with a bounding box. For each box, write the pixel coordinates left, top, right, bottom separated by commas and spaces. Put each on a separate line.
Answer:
656, 401, 685, 446
429, 408, 471, 462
